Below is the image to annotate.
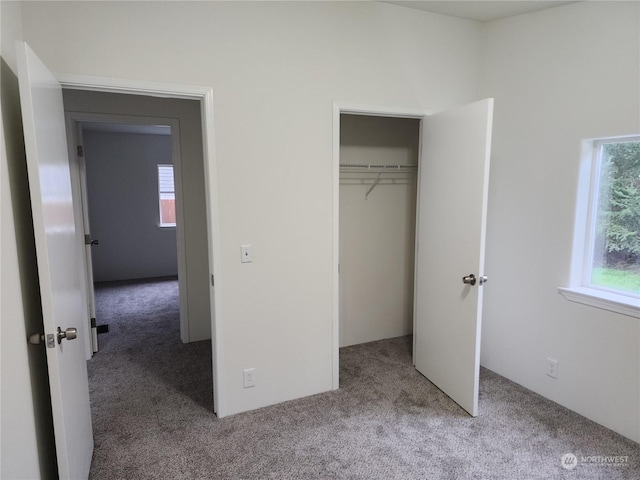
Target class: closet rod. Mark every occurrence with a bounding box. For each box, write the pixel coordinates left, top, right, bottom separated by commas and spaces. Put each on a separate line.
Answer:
340, 163, 417, 170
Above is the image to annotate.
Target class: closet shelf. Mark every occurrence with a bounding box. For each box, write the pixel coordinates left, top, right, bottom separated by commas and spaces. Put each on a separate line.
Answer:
339, 163, 418, 199
339, 163, 417, 171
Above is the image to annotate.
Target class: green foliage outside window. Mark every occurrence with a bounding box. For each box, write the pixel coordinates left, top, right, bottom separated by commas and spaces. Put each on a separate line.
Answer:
593, 141, 640, 292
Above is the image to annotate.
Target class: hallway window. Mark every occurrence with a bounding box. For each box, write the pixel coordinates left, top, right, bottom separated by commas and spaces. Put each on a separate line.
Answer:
158, 164, 176, 227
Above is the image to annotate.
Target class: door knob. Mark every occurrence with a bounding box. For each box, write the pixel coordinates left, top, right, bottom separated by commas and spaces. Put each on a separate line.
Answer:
462, 274, 476, 286
462, 274, 488, 286
57, 326, 78, 344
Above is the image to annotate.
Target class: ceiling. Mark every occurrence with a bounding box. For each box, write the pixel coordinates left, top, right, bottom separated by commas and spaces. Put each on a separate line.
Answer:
385, 1, 577, 22
80, 122, 171, 136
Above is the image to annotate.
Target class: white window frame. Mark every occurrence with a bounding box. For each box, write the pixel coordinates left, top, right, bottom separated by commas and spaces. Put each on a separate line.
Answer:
559, 136, 640, 318
158, 163, 176, 227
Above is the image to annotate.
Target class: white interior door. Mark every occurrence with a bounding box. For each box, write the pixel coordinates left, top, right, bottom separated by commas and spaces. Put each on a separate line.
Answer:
76, 124, 99, 353
414, 98, 493, 417
17, 41, 94, 479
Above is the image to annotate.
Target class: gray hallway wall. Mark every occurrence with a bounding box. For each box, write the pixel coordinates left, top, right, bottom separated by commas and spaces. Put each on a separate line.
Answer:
83, 129, 178, 282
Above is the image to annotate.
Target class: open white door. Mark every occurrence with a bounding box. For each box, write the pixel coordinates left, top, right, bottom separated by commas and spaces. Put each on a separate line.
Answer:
76, 124, 99, 353
414, 98, 493, 417
17, 42, 94, 479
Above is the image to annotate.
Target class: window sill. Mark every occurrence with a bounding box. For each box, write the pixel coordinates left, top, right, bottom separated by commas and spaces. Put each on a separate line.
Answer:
558, 287, 639, 318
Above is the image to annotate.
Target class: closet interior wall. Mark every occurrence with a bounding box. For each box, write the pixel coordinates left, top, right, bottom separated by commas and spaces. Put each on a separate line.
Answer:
339, 114, 420, 347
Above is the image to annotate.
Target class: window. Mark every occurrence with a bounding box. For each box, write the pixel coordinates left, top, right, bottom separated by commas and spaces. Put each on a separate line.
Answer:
158, 164, 176, 227
560, 136, 640, 317
588, 139, 640, 294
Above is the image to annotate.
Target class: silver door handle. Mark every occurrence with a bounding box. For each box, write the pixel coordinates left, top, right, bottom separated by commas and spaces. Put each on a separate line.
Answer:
462, 274, 476, 286
462, 274, 488, 286
57, 327, 78, 344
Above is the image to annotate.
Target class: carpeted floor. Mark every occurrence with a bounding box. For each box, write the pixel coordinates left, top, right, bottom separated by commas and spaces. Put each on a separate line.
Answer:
88, 277, 639, 479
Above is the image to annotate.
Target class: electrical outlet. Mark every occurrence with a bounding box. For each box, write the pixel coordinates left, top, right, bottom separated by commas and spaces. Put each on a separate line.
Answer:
243, 368, 256, 388
546, 358, 558, 379
241, 244, 252, 263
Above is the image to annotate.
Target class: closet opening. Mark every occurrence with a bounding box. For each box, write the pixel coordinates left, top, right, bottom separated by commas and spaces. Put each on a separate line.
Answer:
338, 113, 421, 354
334, 100, 493, 414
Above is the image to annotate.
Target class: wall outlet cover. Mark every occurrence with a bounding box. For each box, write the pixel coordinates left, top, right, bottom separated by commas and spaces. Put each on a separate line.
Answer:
546, 358, 558, 379
243, 368, 256, 388
241, 244, 252, 263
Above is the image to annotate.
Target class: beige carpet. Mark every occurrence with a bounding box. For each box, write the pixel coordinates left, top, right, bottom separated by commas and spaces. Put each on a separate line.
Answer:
87, 277, 640, 479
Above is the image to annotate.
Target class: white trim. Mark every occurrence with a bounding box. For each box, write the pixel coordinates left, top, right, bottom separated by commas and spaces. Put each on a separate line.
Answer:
332, 105, 340, 389
336, 103, 427, 119
199, 86, 225, 417
58, 74, 225, 417
582, 141, 602, 287
558, 287, 639, 318
57, 73, 210, 100
64, 118, 94, 360
165, 125, 188, 342
332, 102, 431, 390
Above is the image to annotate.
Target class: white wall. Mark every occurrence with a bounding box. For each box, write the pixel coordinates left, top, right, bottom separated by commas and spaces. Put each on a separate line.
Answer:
83, 130, 178, 282
1, 2, 56, 477
63, 90, 211, 342
20, 1, 482, 416
479, 1, 640, 442
339, 114, 419, 347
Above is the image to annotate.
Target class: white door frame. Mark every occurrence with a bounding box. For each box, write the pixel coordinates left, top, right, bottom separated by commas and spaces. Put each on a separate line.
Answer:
57, 73, 225, 416
65, 120, 97, 358
65, 112, 189, 350
332, 103, 430, 389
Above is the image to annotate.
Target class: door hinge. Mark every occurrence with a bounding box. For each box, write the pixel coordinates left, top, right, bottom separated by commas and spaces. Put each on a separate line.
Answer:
211, 274, 215, 287
77, 145, 84, 157
84, 234, 99, 246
